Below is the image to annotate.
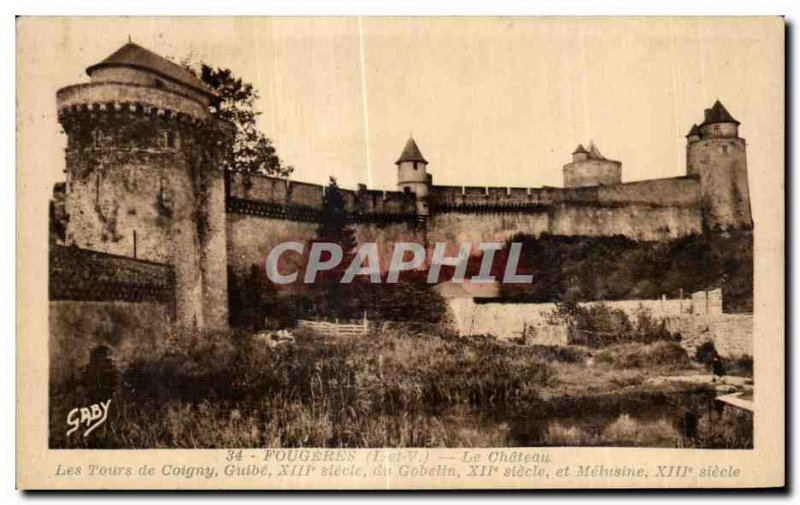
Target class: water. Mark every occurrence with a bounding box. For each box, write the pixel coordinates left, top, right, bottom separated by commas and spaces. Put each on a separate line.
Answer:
474, 391, 752, 448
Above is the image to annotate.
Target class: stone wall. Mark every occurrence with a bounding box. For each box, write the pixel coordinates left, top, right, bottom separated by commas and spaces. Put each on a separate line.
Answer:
58, 103, 229, 329
226, 212, 319, 279
49, 244, 175, 304
427, 211, 550, 248
223, 174, 707, 281
49, 300, 171, 385
687, 136, 753, 230
49, 245, 177, 384
226, 171, 417, 214
666, 314, 753, 357
225, 210, 427, 279
444, 289, 749, 357
427, 176, 703, 241
563, 158, 622, 188
549, 202, 703, 240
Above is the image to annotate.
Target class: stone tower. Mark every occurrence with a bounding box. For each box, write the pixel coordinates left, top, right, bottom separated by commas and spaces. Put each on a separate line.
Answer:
396, 137, 431, 217
563, 142, 622, 188
56, 42, 230, 330
686, 100, 753, 231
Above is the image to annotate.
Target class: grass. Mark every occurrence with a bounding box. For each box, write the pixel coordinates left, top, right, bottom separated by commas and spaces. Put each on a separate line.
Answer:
49, 326, 750, 449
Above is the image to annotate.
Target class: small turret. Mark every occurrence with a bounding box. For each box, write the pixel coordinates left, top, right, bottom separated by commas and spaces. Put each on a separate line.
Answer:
686, 124, 701, 144
396, 137, 431, 216
572, 144, 588, 162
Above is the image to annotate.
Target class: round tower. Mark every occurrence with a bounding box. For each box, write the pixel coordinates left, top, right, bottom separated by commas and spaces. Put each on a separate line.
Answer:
396, 137, 431, 216
686, 100, 752, 231
562, 142, 622, 188
56, 42, 230, 330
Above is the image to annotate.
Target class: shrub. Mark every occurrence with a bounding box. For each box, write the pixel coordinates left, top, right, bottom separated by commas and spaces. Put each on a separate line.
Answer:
497, 231, 753, 313
562, 303, 680, 348
595, 342, 690, 369
695, 341, 718, 365
724, 354, 753, 377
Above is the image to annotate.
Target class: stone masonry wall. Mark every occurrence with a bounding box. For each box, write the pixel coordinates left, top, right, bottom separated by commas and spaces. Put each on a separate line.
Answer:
549, 202, 703, 240
49, 300, 171, 385
444, 289, 749, 357
226, 211, 427, 279
48, 245, 177, 385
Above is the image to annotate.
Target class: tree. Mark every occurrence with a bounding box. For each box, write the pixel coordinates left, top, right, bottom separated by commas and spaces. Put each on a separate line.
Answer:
197, 64, 293, 177
316, 176, 356, 256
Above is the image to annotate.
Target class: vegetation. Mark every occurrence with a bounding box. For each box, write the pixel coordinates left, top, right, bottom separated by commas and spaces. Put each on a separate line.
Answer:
229, 268, 451, 329
195, 64, 293, 177
498, 231, 753, 313
552, 300, 680, 348
694, 341, 753, 377
50, 325, 750, 449
316, 176, 357, 258
594, 342, 691, 370
229, 176, 450, 328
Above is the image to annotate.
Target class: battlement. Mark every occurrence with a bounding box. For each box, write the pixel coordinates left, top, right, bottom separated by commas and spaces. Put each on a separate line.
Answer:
224, 171, 418, 219
429, 185, 559, 209
427, 176, 700, 213
226, 175, 701, 218
57, 82, 212, 123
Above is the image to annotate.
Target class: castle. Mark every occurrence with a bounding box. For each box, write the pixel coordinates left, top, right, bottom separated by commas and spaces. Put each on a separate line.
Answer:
52, 42, 753, 331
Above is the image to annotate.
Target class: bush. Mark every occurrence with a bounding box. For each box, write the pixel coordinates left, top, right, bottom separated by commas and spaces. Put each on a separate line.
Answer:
595, 342, 690, 369
497, 231, 753, 313
561, 302, 681, 348
695, 341, 718, 365
726, 355, 753, 377
229, 265, 451, 328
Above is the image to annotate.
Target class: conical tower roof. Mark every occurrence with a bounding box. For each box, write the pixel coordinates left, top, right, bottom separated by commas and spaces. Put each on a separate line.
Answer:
86, 42, 214, 97
586, 141, 606, 160
686, 123, 701, 138
572, 144, 588, 154
700, 100, 740, 126
395, 137, 428, 164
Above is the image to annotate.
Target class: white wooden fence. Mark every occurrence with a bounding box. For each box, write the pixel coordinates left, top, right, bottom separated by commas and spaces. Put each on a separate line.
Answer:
297, 317, 371, 338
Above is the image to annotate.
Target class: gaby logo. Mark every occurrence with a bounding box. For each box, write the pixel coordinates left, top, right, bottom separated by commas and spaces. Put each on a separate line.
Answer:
265, 241, 532, 285
66, 399, 111, 438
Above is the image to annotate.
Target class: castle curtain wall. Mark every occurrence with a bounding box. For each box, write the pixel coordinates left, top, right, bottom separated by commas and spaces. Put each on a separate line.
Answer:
427, 211, 551, 246
223, 171, 709, 284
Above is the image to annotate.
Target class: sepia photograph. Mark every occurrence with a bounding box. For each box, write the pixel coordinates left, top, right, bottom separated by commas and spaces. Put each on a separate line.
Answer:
15, 15, 785, 490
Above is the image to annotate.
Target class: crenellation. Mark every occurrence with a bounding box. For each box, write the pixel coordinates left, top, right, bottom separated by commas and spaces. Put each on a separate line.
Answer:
509, 187, 529, 199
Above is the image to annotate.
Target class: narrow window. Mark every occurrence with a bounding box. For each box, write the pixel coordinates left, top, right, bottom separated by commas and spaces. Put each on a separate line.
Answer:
164, 131, 177, 149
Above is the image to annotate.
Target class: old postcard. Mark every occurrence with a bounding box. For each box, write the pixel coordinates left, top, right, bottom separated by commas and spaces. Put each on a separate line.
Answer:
16, 16, 784, 489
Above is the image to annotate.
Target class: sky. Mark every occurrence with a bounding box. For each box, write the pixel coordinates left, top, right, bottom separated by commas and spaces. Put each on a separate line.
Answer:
18, 17, 783, 194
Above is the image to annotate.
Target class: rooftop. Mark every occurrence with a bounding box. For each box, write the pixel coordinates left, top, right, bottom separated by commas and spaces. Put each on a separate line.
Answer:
586, 141, 607, 160
686, 123, 701, 137
86, 42, 213, 97
700, 100, 740, 126
396, 137, 429, 165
